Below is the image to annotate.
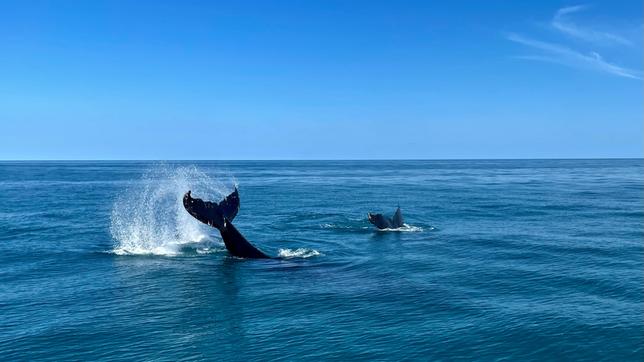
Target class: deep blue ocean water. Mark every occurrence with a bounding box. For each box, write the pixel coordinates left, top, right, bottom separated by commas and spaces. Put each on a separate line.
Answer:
0, 159, 642, 361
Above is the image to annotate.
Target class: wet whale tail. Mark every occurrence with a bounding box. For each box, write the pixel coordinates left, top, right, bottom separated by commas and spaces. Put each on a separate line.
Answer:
183, 189, 270, 259
392, 206, 404, 227
368, 206, 405, 229
183, 188, 240, 230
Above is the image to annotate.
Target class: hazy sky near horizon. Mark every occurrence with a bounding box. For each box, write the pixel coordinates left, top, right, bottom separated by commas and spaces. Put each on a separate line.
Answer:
1, 0, 642, 160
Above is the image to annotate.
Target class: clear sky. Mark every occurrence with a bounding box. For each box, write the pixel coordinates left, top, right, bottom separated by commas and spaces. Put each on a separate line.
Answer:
0, 0, 642, 160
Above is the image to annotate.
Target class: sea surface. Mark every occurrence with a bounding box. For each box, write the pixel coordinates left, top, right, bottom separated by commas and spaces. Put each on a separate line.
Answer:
0, 159, 642, 361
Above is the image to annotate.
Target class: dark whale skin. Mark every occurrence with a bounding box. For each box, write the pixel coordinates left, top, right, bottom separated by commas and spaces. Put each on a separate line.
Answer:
183, 189, 270, 259
368, 207, 404, 229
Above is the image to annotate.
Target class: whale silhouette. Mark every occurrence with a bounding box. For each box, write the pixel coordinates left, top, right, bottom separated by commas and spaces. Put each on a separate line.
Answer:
367, 207, 404, 229
183, 189, 270, 259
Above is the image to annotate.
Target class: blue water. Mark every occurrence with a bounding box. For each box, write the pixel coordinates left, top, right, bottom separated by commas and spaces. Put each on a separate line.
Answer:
1, 160, 642, 361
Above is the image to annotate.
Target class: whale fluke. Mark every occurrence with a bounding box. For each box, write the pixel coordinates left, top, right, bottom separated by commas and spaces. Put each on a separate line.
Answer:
183, 188, 239, 228
368, 207, 405, 229
183, 189, 270, 259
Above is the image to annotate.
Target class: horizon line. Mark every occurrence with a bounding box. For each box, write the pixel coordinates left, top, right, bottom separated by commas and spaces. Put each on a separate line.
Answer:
0, 157, 642, 162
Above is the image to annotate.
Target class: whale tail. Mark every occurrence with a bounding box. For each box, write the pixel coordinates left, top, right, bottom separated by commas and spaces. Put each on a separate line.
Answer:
368, 212, 392, 229
368, 207, 404, 229
392, 206, 404, 228
183, 188, 270, 259
183, 188, 240, 230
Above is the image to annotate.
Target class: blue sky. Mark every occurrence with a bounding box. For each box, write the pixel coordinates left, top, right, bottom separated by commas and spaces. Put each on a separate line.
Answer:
0, 0, 641, 160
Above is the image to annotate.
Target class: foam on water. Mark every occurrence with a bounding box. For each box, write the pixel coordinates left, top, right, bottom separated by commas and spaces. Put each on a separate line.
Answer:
377, 224, 425, 232
321, 223, 370, 230
277, 248, 322, 258
321, 222, 426, 232
110, 165, 233, 256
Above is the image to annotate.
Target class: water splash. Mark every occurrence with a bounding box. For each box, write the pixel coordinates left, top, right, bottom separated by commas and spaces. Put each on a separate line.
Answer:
110, 165, 234, 256
277, 248, 321, 258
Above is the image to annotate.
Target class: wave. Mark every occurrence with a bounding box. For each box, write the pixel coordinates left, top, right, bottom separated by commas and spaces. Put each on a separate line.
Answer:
277, 248, 322, 258
109, 164, 233, 256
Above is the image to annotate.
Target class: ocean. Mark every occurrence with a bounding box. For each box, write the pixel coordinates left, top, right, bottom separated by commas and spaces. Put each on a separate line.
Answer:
0, 159, 642, 361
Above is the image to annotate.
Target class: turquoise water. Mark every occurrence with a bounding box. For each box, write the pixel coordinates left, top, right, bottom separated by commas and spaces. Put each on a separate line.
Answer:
1, 160, 642, 361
